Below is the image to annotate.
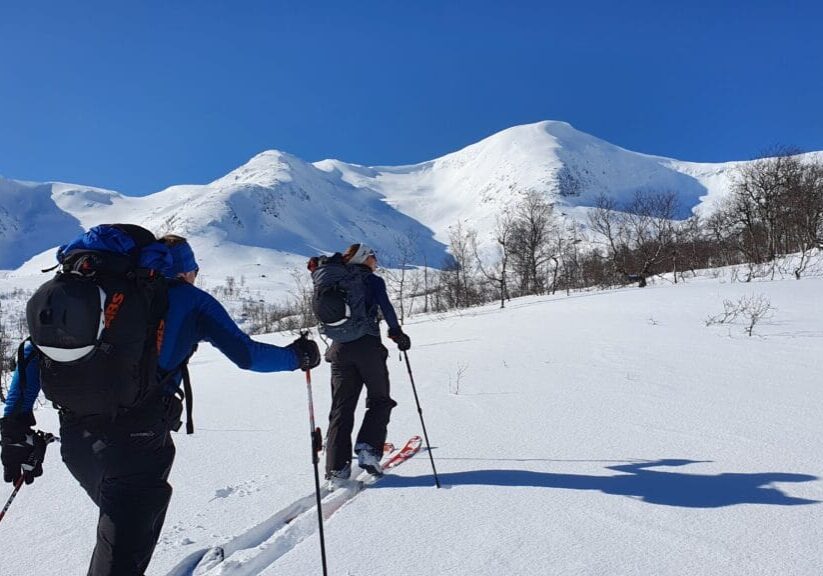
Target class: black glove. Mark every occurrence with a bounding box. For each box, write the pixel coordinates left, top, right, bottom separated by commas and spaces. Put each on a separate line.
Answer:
388, 327, 411, 352
1, 413, 46, 485
289, 335, 321, 371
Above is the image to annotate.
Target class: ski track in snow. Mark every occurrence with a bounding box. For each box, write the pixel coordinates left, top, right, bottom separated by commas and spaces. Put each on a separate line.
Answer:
168, 442, 421, 576
166, 468, 382, 576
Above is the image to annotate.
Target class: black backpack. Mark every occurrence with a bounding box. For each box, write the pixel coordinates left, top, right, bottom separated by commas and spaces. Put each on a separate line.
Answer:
310, 253, 376, 343
20, 224, 169, 420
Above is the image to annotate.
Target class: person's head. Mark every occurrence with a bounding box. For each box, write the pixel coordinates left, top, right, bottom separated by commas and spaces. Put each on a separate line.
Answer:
342, 243, 377, 271
160, 234, 199, 284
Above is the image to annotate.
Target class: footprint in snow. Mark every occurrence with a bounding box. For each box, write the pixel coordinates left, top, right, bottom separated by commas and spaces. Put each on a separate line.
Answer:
210, 480, 261, 501
212, 486, 237, 500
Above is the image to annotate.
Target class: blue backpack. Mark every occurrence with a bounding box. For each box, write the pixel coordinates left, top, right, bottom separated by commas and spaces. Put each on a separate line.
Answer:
310, 253, 376, 343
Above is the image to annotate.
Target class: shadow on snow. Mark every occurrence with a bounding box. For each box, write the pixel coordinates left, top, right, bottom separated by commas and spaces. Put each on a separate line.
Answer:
374, 459, 820, 508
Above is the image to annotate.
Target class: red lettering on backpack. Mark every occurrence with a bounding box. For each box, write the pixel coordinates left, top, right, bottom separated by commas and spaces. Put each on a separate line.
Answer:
104, 293, 125, 328
156, 319, 165, 353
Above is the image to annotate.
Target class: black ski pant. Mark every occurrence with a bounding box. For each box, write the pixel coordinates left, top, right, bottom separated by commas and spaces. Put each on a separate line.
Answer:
325, 335, 397, 475
60, 411, 175, 576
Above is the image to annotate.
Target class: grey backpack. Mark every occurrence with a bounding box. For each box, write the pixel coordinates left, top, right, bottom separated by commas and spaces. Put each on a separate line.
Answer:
310, 253, 375, 343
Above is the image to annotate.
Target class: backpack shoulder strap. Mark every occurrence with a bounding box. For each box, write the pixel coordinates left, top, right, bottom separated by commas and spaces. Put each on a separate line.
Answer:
160, 355, 194, 434
176, 343, 198, 434
181, 361, 194, 435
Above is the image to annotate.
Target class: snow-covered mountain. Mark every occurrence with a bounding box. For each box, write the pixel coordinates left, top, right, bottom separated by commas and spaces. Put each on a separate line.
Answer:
2, 120, 813, 280
316, 120, 730, 241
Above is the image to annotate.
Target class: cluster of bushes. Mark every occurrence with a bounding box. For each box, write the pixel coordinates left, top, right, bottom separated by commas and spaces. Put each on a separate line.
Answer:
416, 149, 822, 313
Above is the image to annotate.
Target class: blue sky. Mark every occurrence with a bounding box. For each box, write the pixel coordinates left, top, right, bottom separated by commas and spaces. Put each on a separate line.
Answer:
2, 1, 822, 196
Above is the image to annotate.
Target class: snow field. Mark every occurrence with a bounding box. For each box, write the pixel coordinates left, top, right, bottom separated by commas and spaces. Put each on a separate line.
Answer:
1, 275, 821, 575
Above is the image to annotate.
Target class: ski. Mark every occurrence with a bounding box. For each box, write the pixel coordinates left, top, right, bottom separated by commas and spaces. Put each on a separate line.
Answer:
327, 435, 420, 490
169, 439, 412, 575
364, 435, 422, 483
383, 435, 420, 469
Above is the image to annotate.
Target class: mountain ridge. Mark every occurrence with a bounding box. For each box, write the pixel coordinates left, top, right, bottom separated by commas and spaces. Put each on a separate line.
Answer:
2, 120, 816, 274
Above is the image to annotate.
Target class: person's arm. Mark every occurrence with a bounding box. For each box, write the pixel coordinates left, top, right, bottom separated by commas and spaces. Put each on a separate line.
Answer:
368, 275, 401, 331
194, 289, 300, 372
1, 343, 45, 486
368, 274, 410, 350
3, 342, 41, 418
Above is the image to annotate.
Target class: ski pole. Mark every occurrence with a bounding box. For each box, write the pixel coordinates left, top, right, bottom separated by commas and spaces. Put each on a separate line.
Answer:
0, 477, 25, 525
402, 351, 441, 488
304, 366, 329, 576
0, 431, 57, 525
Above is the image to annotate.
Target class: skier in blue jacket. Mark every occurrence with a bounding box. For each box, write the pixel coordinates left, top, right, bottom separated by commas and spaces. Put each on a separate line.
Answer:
0, 231, 320, 576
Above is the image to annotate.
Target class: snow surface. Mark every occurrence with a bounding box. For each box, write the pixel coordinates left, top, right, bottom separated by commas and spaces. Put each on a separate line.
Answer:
2, 273, 822, 575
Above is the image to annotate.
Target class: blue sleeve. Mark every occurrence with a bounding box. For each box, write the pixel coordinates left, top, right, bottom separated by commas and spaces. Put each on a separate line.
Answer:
3, 342, 41, 417
369, 275, 400, 331
195, 290, 300, 372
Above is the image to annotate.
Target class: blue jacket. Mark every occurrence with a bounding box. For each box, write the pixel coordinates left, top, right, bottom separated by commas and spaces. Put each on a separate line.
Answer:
363, 272, 401, 333
4, 280, 300, 417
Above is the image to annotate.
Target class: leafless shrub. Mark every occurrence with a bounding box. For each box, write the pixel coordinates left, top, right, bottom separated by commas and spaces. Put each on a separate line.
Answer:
705, 299, 742, 326
705, 294, 775, 336
286, 269, 316, 335
740, 294, 775, 336
449, 363, 468, 395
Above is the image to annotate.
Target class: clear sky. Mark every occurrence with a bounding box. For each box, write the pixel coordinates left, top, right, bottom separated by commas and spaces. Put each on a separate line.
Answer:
2, 0, 822, 196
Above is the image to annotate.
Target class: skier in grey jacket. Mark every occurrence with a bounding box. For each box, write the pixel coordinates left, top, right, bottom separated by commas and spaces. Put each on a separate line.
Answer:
323, 243, 411, 487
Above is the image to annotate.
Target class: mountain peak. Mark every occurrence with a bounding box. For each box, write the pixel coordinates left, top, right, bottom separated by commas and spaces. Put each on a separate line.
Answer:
211, 149, 303, 188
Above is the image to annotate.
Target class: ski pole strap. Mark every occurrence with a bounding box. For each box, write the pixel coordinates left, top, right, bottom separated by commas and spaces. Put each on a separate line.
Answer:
182, 363, 194, 434
33, 431, 57, 462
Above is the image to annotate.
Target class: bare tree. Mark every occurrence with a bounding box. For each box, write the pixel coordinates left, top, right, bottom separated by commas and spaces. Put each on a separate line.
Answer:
673, 215, 707, 282
706, 198, 751, 272
624, 190, 678, 282
472, 209, 514, 308
712, 148, 823, 280
422, 252, 430, 314
558, 221, 586, 295
383, 231, 419, 324
588, 190, 679, 286
438, 221, 479, 309
509, 190, 557, 295
729, 151, 793, 275
785, 161, 823, 278
588, 194, 625, 283
402, 267, 424, 317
